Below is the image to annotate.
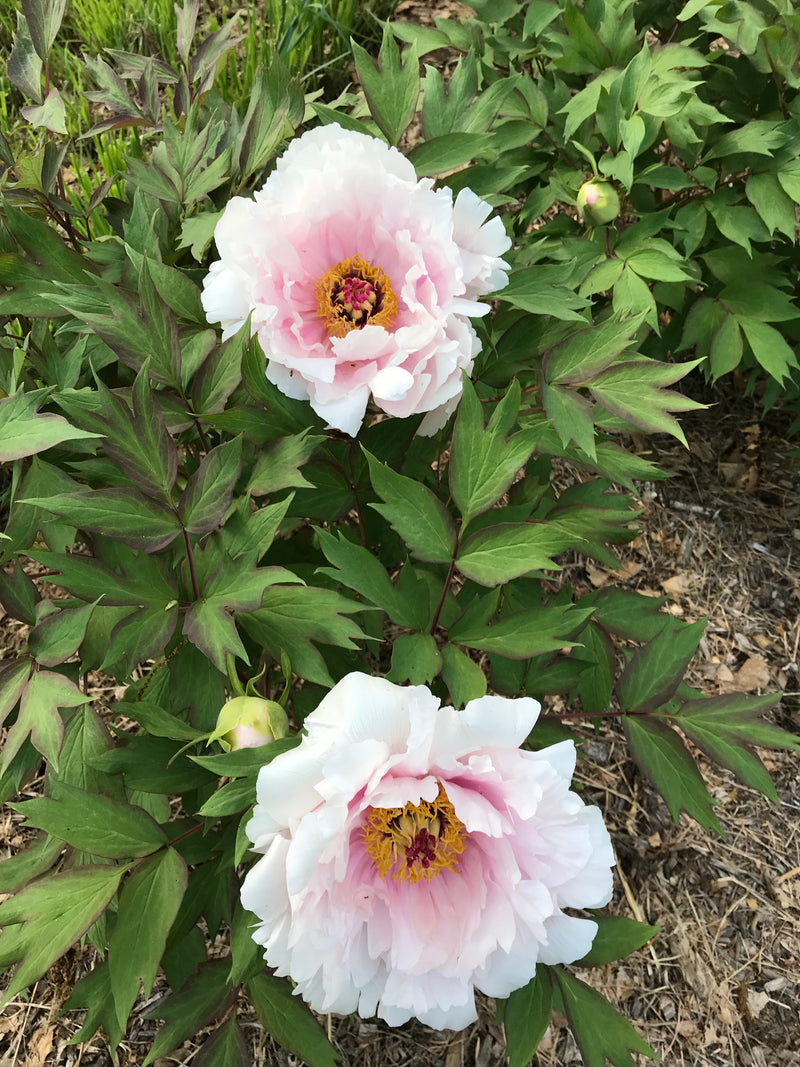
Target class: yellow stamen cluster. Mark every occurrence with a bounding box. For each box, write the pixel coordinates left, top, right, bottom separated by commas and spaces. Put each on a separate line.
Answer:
316, 254, 397, 338
362, 783, 465, 884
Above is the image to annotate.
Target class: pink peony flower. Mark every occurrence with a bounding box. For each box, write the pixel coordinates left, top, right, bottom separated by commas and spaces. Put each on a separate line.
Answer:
241, 673, 615, 1030
201, 125, 511, 436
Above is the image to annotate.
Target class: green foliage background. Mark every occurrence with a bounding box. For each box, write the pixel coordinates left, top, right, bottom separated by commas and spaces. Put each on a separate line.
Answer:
0, 0, 799, 1064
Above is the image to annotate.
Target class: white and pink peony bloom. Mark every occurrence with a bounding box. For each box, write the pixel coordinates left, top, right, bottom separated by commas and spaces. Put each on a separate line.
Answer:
241, 673, 615, 1030
201, 124, 511, 436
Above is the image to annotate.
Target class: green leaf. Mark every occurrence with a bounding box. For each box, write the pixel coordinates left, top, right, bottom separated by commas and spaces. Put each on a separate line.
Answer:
179, 437, 243, 535
407, 132, 494, 176
449, 379, 538, 526
21, 86, 66, 133
56, 703, 122, 798
777, 158, 800, 203
27, 598, 100, 668
579, 916, 660, 966
739, 318, 797, 383
63, 962, 124, 1049
315, 528, 410, 625
248, 972, 340, 1067
440, 644, 487, 709
0, 831, 63, 894
623, 714, 722, 833
249, 432, 323, 496
541, 381, 597, 458
745, 173, 796, 239
387, 632, 443, 685
456, 523, 575, 585
551, 966, 657, 1067
21, 488, 181, 552
450, 602, 591, 659
674, 692, 798, 802
191, 736, 300, 777
501, 267, 590, 320
705, 120, 790, 161
544, 315, 645, 386
586, 588, 668, 640
243, 586, 365, 687
501, 966, 553, 1067
21, 0, 67, 59
109, 848, 188, 1028
618, 616, 706, 713
0, 389, 102, 462
0, 659, 32, 728
115, 699, 205, 742
183, 559, 298, 672
366, 450, 457, 564
13, 778, 167, 857
194, 1015, 248, 1067
589, 356, 703, 445
197, 777, 255, 817
3, 669, 90, 772
351, 24, 420, 146
0, 864, 127, 1004
143, 961, 234, 1067
192, 336, 244, 415
7, 11, 41, 101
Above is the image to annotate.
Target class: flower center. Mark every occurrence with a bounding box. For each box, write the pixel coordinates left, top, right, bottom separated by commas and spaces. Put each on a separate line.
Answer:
316, 254, 398, 338
362, 783, 465, 884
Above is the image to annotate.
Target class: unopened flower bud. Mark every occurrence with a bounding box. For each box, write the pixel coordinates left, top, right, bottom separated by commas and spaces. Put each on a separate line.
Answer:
208, 696, 289, 751
576, 180, 620, 226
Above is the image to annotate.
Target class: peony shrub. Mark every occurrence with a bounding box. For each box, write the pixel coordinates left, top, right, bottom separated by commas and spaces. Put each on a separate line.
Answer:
0, 1, 797, 1065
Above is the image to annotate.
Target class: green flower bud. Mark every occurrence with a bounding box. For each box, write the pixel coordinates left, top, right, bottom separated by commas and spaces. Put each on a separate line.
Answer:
207, 696, 289, 751
576, 180, 620, 226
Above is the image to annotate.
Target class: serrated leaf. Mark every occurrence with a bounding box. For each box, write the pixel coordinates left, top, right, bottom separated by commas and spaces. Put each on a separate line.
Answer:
366, 450, 456, 564
579, 916, 660, 966
501, 267, 590, 320
0, 390, 102, 462
109, 848, 188, 1028
618, 616, 706, 712
449, 378, 538, 526
501, 966, 553, 1067
248, 972, 340, 1067
0, 864, 126, 1005
456, 523, 575, 585
3, 669, 90, 772
623, 714, 722, 833
179, 436, 242, 535
674, 692, 797, 802
63, 962, 124, 1051
551, 966, 657, 1067
21, 0, 67, 59
143, 961, 233, 1067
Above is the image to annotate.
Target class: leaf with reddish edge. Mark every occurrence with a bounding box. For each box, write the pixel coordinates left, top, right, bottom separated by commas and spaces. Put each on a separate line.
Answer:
673, 692, 796, 802
3, 669, 91, 772
623, 713, 723, 834
617, 615, 707, 713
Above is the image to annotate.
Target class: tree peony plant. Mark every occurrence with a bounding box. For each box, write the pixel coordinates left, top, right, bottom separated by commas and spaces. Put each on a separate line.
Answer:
202, 124, 511, 435
241, 673, 615, 1030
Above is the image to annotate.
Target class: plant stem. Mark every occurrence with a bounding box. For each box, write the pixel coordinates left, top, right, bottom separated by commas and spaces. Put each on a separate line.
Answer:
183, 527, 201, 601
430, 529, 461, 635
